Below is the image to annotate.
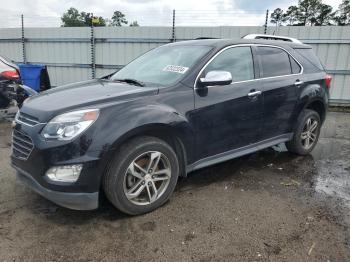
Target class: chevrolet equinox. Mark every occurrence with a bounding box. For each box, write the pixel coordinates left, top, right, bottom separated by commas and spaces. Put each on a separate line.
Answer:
11, 36, 331, 215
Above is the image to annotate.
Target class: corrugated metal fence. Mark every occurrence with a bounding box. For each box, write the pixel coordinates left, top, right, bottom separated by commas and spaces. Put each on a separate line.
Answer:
0, 26, 349, 105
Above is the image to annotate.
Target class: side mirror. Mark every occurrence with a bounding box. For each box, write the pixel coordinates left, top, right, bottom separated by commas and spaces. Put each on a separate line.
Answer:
199, 70, 232, 87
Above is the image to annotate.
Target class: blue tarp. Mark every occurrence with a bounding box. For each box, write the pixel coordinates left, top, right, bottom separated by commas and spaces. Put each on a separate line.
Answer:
18, 64, 45, 92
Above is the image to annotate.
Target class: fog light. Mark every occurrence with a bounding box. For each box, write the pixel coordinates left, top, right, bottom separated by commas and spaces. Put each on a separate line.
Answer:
45, 165, 83, 182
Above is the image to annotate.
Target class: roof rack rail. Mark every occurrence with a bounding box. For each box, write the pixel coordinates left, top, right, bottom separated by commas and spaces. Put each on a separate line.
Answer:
242, 34, 302, 44
195, 37, 219, 40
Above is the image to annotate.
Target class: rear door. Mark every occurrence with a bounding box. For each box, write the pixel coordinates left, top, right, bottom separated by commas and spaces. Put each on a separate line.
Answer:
256, 46, 302, 140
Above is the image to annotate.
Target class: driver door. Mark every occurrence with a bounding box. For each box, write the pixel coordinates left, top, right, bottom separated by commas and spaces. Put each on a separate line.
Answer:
192, 46, 264, 160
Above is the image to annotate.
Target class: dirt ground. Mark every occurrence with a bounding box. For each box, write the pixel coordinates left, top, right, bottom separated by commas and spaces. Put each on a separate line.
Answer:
0, 111, 350, 262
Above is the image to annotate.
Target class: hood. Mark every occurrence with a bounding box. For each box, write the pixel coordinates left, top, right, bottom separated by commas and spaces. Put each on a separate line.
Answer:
21, 79, 159, 121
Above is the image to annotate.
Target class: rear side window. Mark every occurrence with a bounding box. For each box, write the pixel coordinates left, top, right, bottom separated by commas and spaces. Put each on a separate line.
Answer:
257, 47, 292, 77
205, 46, 254, 82
290, 56, 302, 74
294, 48, 324, 70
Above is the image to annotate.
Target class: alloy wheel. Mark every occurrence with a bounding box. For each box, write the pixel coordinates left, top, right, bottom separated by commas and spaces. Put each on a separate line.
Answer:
300, 117, 318, 150
123, 151, 171, 205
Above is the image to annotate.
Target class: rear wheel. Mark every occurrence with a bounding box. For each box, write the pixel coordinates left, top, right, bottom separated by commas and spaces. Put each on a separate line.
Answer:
103, 136, 179, 215
286, 109, 321, 155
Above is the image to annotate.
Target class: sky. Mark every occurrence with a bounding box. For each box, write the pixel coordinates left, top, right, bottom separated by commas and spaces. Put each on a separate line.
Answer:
0, 0, 343, 27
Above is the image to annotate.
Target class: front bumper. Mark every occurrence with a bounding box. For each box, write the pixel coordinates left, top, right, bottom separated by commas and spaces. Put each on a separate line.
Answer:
10, 114, 112, 210
14, 165, 99, 210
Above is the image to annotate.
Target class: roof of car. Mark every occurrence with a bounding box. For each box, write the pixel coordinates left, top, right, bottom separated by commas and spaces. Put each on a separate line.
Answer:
168, 38, 311, 49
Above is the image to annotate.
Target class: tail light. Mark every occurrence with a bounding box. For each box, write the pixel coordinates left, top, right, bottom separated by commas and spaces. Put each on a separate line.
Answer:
1, 70, 20, 80
325, 74, 332, 90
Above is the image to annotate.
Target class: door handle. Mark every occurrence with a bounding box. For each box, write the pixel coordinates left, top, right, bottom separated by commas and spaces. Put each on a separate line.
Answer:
294, 80, 304, 87
247, 90, 262, 97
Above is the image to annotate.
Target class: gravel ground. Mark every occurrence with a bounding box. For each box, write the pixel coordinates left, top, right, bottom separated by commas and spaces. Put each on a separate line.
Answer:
0, 112, 350, 262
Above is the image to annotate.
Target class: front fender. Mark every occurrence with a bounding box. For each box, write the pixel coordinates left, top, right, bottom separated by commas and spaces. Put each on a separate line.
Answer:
89, 101, 195, 163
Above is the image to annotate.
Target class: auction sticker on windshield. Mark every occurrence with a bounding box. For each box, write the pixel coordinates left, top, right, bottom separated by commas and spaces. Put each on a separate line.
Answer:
163, 65, 189, 74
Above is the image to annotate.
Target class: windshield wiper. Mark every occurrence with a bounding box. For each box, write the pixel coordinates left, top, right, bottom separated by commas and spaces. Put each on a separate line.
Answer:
112, 78, 145, 87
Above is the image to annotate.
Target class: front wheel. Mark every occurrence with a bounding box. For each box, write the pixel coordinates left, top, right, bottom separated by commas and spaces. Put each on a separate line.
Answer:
103, 136, 179, 215
286, 109, 321, 155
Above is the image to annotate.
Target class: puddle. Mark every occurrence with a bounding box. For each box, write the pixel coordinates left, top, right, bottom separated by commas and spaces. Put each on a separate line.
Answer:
312, 135, 350, 208
272, 126, 350, 210
314, 159, 350, 207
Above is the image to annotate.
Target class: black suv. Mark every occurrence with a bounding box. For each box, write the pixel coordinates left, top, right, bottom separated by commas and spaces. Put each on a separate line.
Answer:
11, 37, 331, 215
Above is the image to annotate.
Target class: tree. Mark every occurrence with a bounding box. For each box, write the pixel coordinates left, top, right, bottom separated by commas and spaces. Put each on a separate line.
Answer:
270, 8, 286, 27
129, 21, 139, 27
61, 7, 85, 27
270, 0, 346, 26
80, 12, 106, 26
296, 0, 323, 25
94, 16, 106, 27
334, 0, 350, 25
313, 4, 335, 25
61, 8, 106, 27
110, 11, 128, 26
284, 6, 299, 25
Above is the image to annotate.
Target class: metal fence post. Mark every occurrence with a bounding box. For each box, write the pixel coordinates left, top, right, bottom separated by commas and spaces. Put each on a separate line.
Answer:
90, 13, 96, 79
264, 10, 269, 34
172, 9, 176, 42
21, 14, 27, 63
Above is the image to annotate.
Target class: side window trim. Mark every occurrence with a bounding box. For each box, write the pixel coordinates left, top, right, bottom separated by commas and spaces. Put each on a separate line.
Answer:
251, 45, 260, 80
194, 44, 304, 89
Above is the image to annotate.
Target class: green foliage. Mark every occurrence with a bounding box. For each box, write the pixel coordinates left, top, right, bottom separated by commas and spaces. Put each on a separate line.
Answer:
271, 0, 345, 26
270, 8, 286, 26
61, 8, 85, 27
110, 11, 128, 26
284, 6, 299, 25
334, 0, 350, 25
61, 8, 127, 27
296, 0, 322, 25
313, 4, 334, 25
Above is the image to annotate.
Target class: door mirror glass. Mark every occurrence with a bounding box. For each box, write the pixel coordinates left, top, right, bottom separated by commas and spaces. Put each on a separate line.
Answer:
199, 70, 232, 87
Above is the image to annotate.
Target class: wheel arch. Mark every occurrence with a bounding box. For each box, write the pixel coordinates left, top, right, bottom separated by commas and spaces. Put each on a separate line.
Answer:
104, 123, 193, 178
303, 99, 327, 123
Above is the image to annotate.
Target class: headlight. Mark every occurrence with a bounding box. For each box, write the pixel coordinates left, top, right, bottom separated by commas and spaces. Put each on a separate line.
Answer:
41, 109, 99, 140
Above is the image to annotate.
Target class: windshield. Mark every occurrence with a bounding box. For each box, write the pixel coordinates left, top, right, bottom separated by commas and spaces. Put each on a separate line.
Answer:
110, 45, 212, 86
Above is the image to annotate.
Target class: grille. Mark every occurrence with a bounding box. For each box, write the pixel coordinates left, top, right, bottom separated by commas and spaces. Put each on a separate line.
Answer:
17, 112, 40, 126
12, 129, 34, 160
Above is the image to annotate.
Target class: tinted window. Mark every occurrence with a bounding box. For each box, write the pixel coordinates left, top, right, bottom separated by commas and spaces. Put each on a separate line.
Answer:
290, 56, 301, 74
294, 48, 324, 70
205, 47, 254, 82
258, 47, 292, 77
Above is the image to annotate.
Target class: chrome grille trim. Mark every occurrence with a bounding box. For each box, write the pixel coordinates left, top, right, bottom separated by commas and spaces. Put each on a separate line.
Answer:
12, 129, 34, 160
16, 112, 41, 126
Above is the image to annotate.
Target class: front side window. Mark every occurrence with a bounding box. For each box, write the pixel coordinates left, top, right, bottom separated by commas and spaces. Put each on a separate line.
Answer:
204, 46, 254, 82
258, 47, 292, 78
111, 45, 212, 86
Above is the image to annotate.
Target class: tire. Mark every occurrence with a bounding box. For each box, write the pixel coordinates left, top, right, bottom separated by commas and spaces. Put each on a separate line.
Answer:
103, 136, 179, 215
286, 109, 321, 155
